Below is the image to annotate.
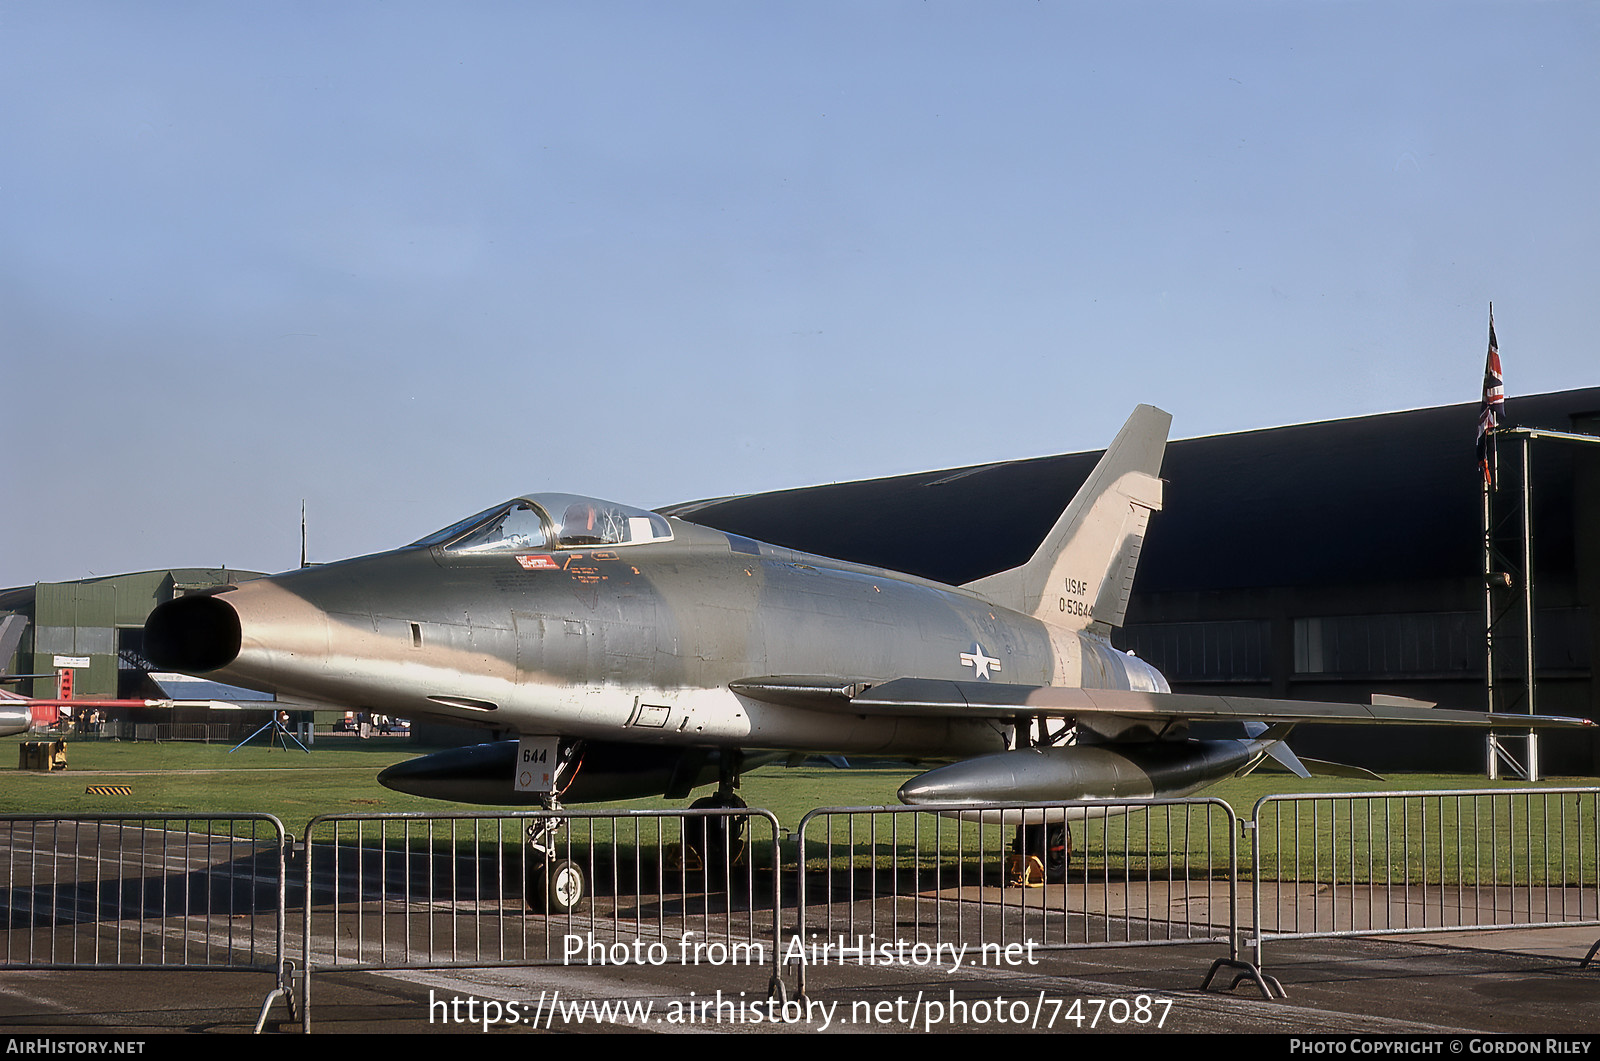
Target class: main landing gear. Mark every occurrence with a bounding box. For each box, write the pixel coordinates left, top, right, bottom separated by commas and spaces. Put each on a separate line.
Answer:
1007, 716, 1075, 887
685, 791, 748, 871
681, 749, 748, 872
1008, 822, 1071, 886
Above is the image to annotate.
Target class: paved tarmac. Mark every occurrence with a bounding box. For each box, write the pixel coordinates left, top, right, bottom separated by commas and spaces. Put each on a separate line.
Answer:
1, 923, 1596, 1036
3, 813, 1597, 1039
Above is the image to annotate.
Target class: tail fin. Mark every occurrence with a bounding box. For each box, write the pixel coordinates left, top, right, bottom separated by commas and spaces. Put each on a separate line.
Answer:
0, 615, 27, 676
963, 404, 1169, 631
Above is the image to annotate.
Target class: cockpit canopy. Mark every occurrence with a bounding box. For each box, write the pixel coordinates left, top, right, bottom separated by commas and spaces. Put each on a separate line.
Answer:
412, 494, 674, 554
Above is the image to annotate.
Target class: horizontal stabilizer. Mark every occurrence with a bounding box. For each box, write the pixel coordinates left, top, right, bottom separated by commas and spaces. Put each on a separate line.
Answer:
1297, 756, 1386, 782
1242, 746, 1383, 783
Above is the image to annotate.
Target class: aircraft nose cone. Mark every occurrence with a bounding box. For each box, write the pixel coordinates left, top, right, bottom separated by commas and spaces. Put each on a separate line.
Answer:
145, 594, 244, 672
0, 699, 30, 737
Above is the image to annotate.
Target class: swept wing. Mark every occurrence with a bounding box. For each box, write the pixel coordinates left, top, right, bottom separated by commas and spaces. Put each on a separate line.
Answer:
733, 675, 1593, 731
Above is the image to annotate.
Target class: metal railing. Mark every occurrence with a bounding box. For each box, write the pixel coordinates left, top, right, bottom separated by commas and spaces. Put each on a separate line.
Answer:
791, 799, 1240, 998
0, 814, 292, 1030
298, 807, 783, 1032
5, 789, 1598, 1028
1246, 788, 1600, 996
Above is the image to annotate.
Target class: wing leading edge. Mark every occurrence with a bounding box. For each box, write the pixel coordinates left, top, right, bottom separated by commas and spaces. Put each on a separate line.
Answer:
732, 675, 1594, 730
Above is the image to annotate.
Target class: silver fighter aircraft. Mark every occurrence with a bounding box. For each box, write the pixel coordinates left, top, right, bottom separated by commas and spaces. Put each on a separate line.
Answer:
143, 405, 1591, 902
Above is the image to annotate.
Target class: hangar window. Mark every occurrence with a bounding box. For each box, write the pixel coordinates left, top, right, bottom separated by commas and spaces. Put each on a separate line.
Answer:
1294, 610, 1589, 679
1115, 620, 1269, 682
1293, 613, 1481, 677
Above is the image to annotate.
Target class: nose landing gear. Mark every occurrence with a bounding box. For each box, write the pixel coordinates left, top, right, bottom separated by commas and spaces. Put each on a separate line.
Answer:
524, 740, 586, 914
525, 815, 586, 914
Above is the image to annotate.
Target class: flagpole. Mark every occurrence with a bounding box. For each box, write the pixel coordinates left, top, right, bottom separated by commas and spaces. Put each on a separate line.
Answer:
1521, 429, 1538, 780
1488, 303, 1498, 491
1482, 469, 1495, 717
1480, 301, 1506, 775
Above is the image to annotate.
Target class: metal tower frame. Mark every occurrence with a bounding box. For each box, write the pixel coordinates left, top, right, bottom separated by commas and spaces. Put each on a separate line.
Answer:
1483, 425, 1600, 780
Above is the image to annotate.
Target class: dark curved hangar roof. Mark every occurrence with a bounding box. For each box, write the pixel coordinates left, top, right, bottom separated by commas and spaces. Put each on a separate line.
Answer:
666, 388, 1600, 594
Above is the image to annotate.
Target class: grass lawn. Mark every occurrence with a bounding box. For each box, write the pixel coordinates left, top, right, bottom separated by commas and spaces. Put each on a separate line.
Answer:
3, 735, 1593, 884
0, 734, 927, 832
3, 732, 1589, 823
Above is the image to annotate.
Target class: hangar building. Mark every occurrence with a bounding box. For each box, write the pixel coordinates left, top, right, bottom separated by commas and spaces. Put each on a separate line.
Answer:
5, 390, 1596, 775
672, 387, 1600, 776
0, 568, 264, 733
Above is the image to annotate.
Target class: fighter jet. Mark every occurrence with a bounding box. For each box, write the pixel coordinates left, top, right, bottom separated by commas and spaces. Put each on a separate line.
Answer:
142, 405, 1591, 904
0, 615, 187, 737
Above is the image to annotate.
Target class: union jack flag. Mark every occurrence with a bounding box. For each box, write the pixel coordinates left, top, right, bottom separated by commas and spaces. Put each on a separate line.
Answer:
1476, 308, 1504, 486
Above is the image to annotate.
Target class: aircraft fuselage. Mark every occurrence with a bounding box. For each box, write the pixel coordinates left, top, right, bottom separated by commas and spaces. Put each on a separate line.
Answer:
140, 409, 1594, 813
146, 513, 1165, 762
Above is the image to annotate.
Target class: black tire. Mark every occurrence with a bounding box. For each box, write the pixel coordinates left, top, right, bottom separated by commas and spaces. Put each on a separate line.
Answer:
685, 794, 747, 870
1013, 823, 1069, 883
527, 857, 586, 914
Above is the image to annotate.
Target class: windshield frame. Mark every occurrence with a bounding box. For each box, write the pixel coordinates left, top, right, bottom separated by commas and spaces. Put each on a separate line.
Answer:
413, 494, 674, 554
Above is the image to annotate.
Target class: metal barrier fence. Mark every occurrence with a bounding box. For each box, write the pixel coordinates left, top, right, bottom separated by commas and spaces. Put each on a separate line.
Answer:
5, 790, 1598, 1028
791, 799, 1240, 998
0, 814, 292, 1031
1248, 788, 1600, 996
127, 724, 236, 743
20, 724, 237, 744
298, 807, 783, 1032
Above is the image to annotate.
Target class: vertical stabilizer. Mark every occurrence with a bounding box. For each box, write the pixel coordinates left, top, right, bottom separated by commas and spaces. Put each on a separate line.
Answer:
0, 615, 27, 675
963, 405, 1169, 631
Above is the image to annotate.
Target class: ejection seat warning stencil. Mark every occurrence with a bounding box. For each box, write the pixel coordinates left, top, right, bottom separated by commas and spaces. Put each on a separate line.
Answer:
515, 737, 559, 793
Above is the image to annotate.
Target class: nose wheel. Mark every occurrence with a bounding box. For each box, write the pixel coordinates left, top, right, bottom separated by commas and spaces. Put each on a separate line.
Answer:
524, 809, 586, 913
521, 740, 589, 913
527, 856, 586, 914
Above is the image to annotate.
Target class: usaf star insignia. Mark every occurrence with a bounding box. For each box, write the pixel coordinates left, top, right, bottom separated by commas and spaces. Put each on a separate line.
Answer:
959, 643, 1002, 680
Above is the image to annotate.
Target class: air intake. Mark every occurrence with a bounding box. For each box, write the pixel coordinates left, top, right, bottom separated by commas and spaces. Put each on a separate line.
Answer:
144, 594, 243, 672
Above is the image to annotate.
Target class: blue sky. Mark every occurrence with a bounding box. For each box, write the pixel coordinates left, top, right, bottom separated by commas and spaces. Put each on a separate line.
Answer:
3, 1, 1596, 587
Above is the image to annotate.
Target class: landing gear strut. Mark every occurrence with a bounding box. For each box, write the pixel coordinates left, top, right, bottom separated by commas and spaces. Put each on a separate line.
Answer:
525, 816, 586, 913
1004, 716, 1075, 887
524, 741, 586, 913
683, 749, 748, 871
1009, 823, 1070, 887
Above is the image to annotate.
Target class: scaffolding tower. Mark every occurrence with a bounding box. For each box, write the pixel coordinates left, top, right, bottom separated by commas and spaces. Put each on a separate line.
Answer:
1483, 425, 1600, 780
